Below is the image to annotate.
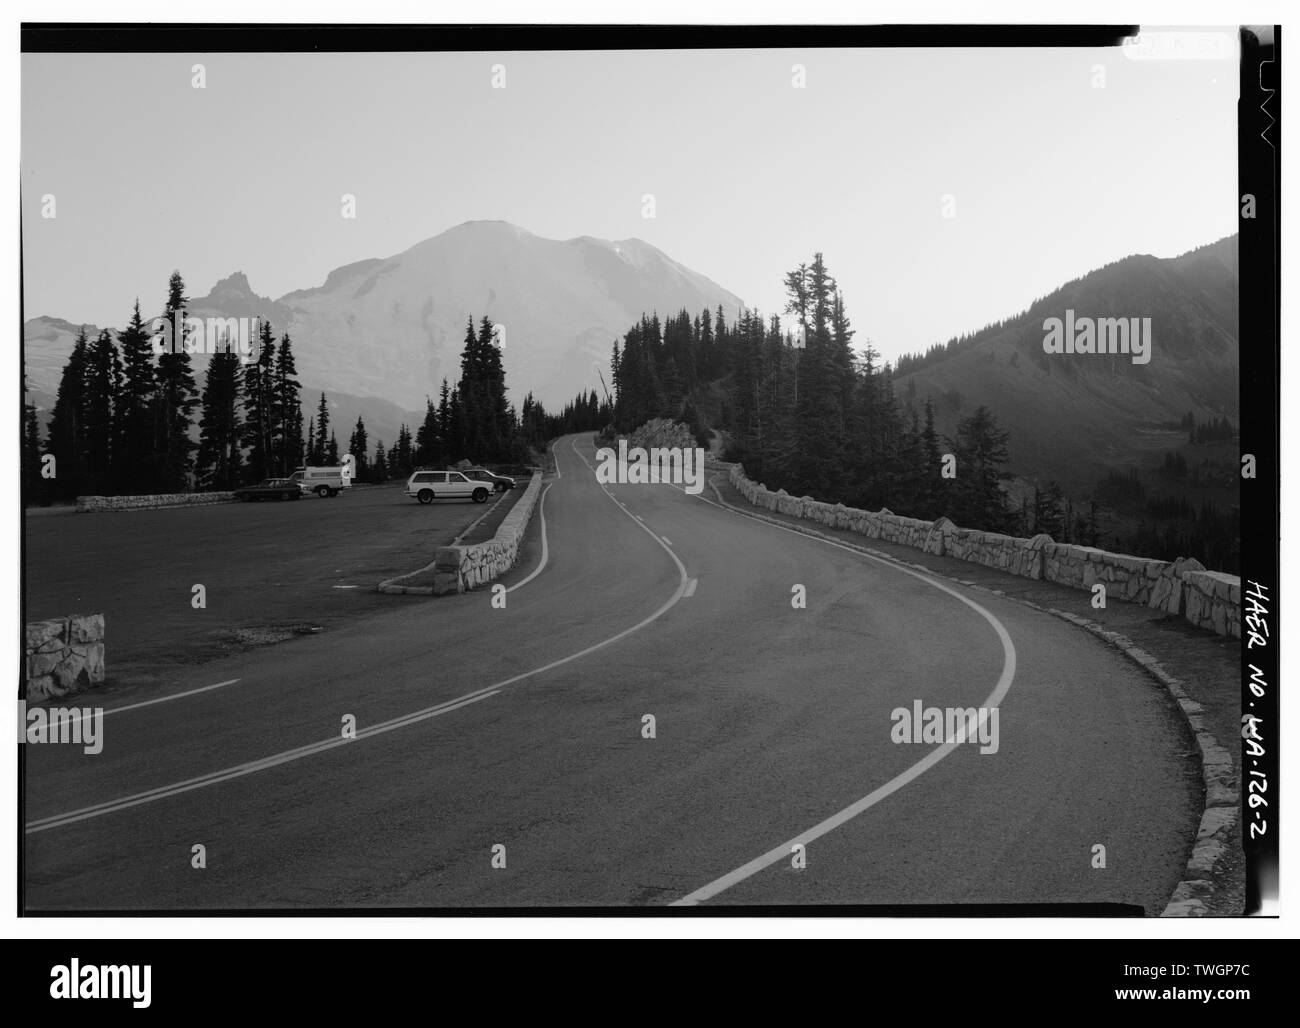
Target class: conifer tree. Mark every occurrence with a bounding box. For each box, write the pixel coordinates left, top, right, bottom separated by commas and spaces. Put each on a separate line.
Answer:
196, 347, 244, 490
23, 382, 44, 505
241, 321, 276, 482
347, 416, 369, 481
82, 329, 122, 494
273, 334, 303, 474
154, 272, 199, 490
46, 327, 91, 500
315, 392, 331, 464
116, 299, 157, 493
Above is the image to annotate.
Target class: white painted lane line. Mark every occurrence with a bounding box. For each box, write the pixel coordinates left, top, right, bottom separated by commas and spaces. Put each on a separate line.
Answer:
505, 483, 552, 594
684, 578, 698, 598
78, 679, 242, 722
665, 474, 1017, 907
27, 689, 502, 834
662, 537, 672, 546
569, 435, 690, 594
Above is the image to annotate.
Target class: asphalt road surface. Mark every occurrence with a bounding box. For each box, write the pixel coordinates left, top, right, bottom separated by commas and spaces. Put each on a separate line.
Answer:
23, 434, 1200, 911
24, 484, 503, 688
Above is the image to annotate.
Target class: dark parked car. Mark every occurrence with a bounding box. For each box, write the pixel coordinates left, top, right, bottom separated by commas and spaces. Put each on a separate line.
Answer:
233, 478, 303, 502
461, 467, 516, 492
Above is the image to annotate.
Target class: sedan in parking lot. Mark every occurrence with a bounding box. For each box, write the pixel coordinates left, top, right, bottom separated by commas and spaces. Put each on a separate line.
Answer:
233, 478, 303, 502
462, 467, 516, 492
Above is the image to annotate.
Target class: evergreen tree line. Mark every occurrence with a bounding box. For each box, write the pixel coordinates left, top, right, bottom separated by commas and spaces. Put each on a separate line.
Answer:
519, 388, 612, 447
24, 271, 410, 501
24, 288, 587, 501
399, 314, 535, 475
1186, 413, 1236, 444
605, 253, 1018, 532
26, 272, 312, 501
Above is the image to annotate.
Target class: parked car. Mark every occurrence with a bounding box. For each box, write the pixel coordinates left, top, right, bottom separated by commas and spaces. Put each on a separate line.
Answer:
234, 478, 303, 502
461, 467, 516, 492
289, 466, 352, 497
405, 470, 491, 504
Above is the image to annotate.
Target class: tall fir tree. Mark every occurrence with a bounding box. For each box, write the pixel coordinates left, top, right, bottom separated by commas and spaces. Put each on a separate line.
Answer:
415, 395, 442, 468
154, 272, 200, 490
46, 327, 92, 500
273, 334, 303, 474
82, 329, 122, 494
196, 348, 244, 490
394, 424, 413, 474
116, 299, 157, 493
347, 416, 369, 482
951, 405, 1013, 531
241, 321, 276, 482
315, 393, 331, 465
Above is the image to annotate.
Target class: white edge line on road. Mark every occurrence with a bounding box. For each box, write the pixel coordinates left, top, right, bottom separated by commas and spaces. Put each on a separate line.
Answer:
27, 437, 689, 835
659, 475, 1017, 907
505, 483, 552, 594
49, 679, 244, 724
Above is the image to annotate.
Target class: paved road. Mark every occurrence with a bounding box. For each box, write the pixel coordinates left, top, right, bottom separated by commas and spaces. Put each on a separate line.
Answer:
24, 484, 505, 689
23, 434, 1200, 911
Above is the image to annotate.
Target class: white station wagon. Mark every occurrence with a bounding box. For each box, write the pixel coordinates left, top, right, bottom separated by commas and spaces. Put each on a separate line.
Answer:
405, 470, 492, 504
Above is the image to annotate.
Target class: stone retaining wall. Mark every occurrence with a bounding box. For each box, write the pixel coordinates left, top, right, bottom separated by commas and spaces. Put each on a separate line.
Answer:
432, 473, 545, 595
77, 492, 236, 512
24, 614, 106, 701
727, 463, 1240, 638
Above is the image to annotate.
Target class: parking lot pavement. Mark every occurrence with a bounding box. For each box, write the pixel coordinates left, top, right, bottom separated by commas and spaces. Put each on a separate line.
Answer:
23, 484, 492, 692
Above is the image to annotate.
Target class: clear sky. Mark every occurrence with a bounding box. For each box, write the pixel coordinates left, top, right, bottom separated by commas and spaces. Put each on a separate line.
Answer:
22, 38, 1238, 365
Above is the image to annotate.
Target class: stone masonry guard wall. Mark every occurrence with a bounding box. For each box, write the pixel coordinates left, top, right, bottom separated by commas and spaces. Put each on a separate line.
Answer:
432, 472, 545, 595
24, 614, 106, 701
78, 492, 236, 513
727, 463, 1240, 638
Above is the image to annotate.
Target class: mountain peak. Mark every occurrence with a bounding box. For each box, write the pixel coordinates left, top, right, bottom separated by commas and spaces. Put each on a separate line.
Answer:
210, 270, 254, 294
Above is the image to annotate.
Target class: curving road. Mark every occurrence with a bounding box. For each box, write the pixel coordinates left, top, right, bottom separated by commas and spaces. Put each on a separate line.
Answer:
23, 433, 1200, 912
